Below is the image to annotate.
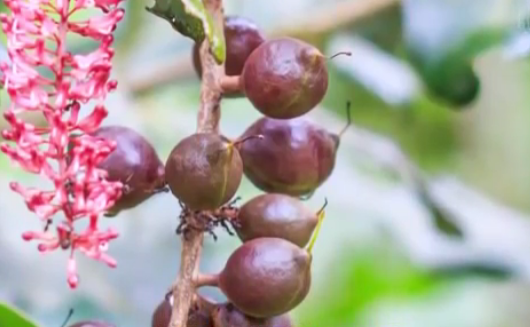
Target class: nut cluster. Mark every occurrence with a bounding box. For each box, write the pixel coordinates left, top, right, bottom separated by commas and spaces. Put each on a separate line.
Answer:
1, 1, 350, 325
154, 15, 349, 326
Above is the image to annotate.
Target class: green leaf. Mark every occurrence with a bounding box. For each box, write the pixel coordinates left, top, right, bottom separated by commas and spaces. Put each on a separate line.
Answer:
0, 302, 38, 327
146, 0, 226, 63
407, 27, 506, 107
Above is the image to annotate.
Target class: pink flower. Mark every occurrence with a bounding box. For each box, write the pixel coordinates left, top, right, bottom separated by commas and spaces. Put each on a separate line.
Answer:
0, 0, 124, 288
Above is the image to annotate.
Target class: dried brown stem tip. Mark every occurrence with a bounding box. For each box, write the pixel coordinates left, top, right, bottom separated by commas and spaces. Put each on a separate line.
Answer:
60, 308, 74, 327
176, 197, 241, 241
233, 134, 264, 147
317, 197, 329, 215
338, 101, 352, 137
328, 51, 352, 60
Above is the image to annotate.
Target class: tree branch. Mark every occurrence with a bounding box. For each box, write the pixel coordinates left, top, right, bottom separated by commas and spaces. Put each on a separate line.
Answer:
169, 0, 225, 326
169, 232, 203, 327
270, 0, 400, 38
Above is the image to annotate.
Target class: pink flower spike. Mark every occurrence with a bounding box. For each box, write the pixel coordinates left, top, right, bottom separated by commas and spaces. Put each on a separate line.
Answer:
1, 0, 125, 287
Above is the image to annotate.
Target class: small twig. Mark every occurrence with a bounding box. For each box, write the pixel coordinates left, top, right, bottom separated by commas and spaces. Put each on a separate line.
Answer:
328, 51, 353, 60
169, 0, 225, 326
338, 100, 352, 137
194, 273, 219, 287
220, 75, 241, 95
59, 308, 74, 327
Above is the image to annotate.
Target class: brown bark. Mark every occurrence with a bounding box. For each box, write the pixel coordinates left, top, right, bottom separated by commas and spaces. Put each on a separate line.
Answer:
169, 0, 225, 326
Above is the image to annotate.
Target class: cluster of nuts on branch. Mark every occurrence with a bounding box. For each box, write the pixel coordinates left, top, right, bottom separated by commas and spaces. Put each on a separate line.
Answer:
149, 193, 328, 327
66, 15, 350, 327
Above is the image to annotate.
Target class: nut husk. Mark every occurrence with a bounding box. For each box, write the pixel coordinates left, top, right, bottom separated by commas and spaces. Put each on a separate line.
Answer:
165, 133, 243, 210
91, 126, 166, 216
236, 193, 318, 247
237, 117, 338, 197
219, 237, 311, 318
241, 37, 328, 119
212, 303, 292, 327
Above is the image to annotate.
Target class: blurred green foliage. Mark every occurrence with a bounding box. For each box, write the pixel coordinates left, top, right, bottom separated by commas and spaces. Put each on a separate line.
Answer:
323, 66, 459, 171
297, 236, 509, 327
0, 302, 38, 327
298, 245, 441, 327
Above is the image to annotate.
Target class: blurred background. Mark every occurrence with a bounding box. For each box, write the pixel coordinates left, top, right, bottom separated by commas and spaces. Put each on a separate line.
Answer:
2, 0, 530, 326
